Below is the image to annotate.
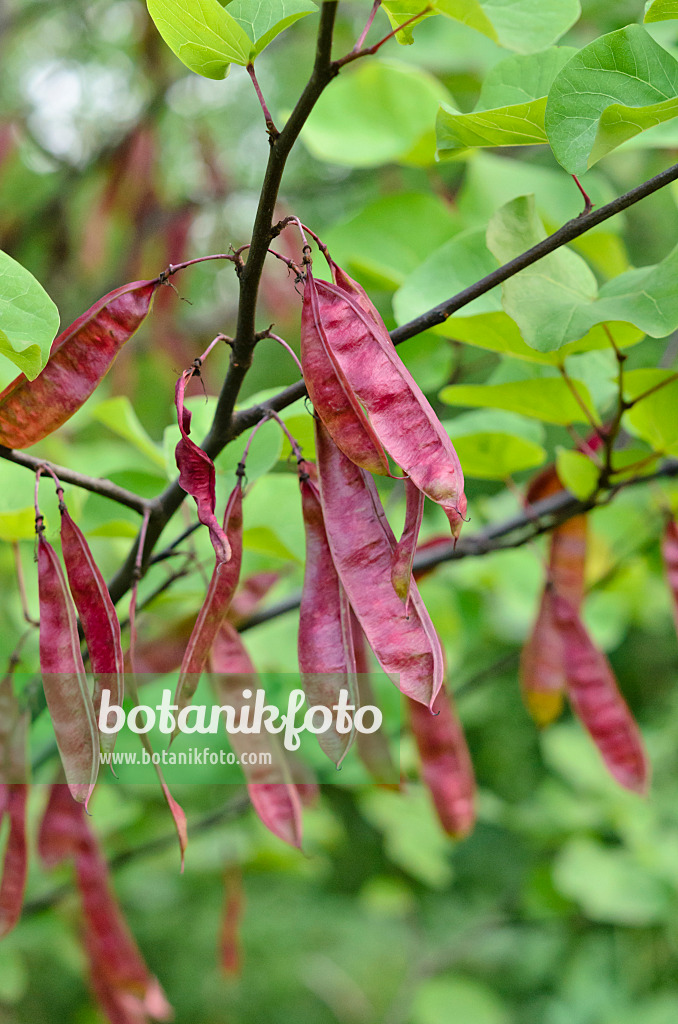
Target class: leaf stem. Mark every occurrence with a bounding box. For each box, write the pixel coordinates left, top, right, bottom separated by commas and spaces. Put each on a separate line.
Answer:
246, 63, 279, 139
336, 5, 431, 67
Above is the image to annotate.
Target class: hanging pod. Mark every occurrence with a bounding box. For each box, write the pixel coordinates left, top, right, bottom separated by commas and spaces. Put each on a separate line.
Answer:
0, 278, 160, 449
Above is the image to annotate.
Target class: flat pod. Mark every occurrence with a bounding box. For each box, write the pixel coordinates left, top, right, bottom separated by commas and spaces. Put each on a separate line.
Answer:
351, 611, 398, 786
173, 480, 244, 740
301, 270, 391, 476
309, 267, 466, 538
391, 478, 425, 608
60, 506, 124, 755
408, 688, 475, 838
210, 622, 303, 848
519, 586, 566, 727
314, 418, 443, 710
37, 533, 99, 807
175, 370, 231, 563
0, 784, 28, 939
0, 279, 159, 449
298, 464, 358, 767
553, 594, 649, 794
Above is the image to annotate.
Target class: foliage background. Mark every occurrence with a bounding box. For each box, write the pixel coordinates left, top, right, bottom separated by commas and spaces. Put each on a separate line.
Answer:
2, 1, 678, 1022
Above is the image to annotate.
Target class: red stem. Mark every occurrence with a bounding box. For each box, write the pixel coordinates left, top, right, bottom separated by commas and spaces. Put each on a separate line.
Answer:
247, 64, 279, 138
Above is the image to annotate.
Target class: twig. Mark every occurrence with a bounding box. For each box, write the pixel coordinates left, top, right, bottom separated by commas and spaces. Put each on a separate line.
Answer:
335, 6, 431, 67
0, 448, 151, 514
247, 64, 279, 139
12, 542, 38, 627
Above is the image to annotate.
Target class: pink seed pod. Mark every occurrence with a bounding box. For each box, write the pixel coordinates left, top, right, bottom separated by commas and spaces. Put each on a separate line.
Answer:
303, 262, 466, 539
408, 687, 475, 838
298, 462, 358, 767
0, 279, 160, 449
314, 417, 443, 710
173, 479, 244, 741
0, 784, 28, 939
553, 594, 649, 794
210, 622, 303, 849
175, 369, 232, 563
37, 531, 99, 808
59, 505, 124, 755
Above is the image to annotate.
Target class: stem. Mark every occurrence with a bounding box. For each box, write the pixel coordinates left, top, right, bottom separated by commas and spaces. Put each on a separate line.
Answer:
336, 5, 431, 67
268, 410, 305, 461
572, 174, 593, 215
238, 412, 273, 468
163, 254, 237, 279
12, 542, 39, 627
247, 64, 279, 138
558, 365, 604, 437
198, 333, 229, 364
354, 0, 381, 51
627, 370, 678, 408
264, 332, 304, 376
1, 448, 150, 514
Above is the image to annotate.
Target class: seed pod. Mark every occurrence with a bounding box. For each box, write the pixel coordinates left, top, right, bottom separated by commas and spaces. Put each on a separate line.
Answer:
37, 531, 99, 807
314, 417, 443, 710
391, 478, 425, 608
38, 783, 172, 1021
60, 505, 124, 755
0, 279, 159, 449
661, 518, 678, 635
553, 594, 649, 794
304, 264, 466, 538
298, 463, 358, 767
219, 867, 244, 977
210, 622, 303, 848
520, 466, 587, 727
175, 369, 231, 563
408, 688, 475, 838
0, 784, 28, 939
173, 479, 243, 741
301, 270, 391, 476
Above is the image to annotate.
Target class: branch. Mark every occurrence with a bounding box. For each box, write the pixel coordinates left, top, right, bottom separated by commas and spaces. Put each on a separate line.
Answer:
233, 458, 678, 631
0, 446, 151, 514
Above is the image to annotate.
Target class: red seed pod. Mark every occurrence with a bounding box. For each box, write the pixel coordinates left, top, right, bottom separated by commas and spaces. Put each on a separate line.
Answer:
301, 272, 391, 476
173, 479, 243, 740
210, 622, 303, 848
314, 417, 443, 710
298, 463, 358, 767
0, 279, 159, 449
175, 369, 231, 563
553, 594, 649, 794
661, 518, 678, 635
520, 466, 588, 726
219, 867, 244, 977
60, 505, 124, 755
0, 784, 28, 939
39, 784, 172, 1021
408, 687, 475, 838
391, 478, 425, 608
304, 264, 466, 539
37, 531, 99, 807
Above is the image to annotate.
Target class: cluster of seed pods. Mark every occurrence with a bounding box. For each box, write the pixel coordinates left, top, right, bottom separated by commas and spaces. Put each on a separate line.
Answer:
520, 465, 649, 795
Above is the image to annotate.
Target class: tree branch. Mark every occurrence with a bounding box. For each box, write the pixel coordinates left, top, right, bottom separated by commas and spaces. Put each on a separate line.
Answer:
233, 458, 678, 631
0, 446, 152, 514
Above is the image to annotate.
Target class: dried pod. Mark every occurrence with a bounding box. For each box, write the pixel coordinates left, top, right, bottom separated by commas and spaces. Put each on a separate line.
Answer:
0, 279, 159, 449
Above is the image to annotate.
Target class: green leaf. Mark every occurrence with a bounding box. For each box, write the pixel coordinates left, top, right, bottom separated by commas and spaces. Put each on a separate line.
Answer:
433, 0, 580, 53
437, 48, 575, 155
545, 25, 678, 174
300, 60, 451, 168
645, 0, 678, 23
0, 249, 59, 380
556, 448, 599, 499
412, 977, 509, 1024
624, 377, 678, 455
486, 195, 599, 352
381, 1, 435, 45
393, 227, 642, 361
90, 397, 166, 470
444, 410, 547, 478
146, 0, 252, 78
553, 838, 671, 925
439, 378, 598, 425
325, 192, 459, 290
226, 0, 317, 58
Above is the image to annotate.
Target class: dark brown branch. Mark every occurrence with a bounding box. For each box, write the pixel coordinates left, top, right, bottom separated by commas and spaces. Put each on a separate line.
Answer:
0, 447, 152, 514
